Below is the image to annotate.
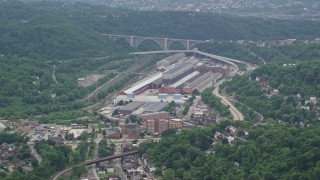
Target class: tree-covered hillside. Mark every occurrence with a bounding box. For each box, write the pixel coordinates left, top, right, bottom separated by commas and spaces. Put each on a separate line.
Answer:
140, 120, 320, 179
252, 62, 320, 97
0, 1, 130, 59
197, 42, 262, 64
0, 55, 134, 118
222, 61, 320, 124
249, 43, 320, 62
197, 41, 320, 64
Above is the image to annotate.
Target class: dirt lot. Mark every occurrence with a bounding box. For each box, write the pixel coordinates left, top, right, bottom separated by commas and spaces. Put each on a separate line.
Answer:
78, 74, 105, 87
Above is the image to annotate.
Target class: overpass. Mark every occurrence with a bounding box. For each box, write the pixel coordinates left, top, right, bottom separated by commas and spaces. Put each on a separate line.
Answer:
85, 150, 138, 165
132, 50, 242, 63
132, 49, 246, 74
132, 49, 257, 72
102, 34, 208, 50
51, 151, 139, 180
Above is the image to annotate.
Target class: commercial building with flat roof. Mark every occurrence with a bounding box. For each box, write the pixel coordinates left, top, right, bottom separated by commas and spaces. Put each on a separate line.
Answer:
143, 102, 169, 113
122, 73, 162, 95
162, 59, 198, 84
121, 123, 140, 135
118, 102, 145, 116
187, 72, 213, 89
132, 102, 169, 115
198, 64, 230, 76
169, 119, 184, 129
145, 119, 169, 134
140, 111, 170, 121
170, 71, 200, 88
183, 72, 213, 94
146, 120, 156, 134
194, 73, 223, 93
159, 71, 200, 94
158, 119, 169, 134
159, 86, 182, 94
149, 79, 162, 89
114, 94, 186, 104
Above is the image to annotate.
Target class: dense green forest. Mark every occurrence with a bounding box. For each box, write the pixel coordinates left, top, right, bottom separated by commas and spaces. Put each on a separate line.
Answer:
0, 1, 131, 59
140, 120, 320, 179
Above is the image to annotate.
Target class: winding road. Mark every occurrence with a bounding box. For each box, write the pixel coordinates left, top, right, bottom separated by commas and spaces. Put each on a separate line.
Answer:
213, 81, 244, 121
221, 87, 264, 122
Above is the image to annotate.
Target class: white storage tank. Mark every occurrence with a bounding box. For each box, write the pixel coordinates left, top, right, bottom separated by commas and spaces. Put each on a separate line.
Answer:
158, 93, 168, 100
174, 94, 182, 100
127, 93, 134, 99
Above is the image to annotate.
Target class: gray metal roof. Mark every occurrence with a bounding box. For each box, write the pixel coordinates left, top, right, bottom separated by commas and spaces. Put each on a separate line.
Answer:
187, 72, 213, 89
143, 102, 169, 112
119, 102, 145, 111
194, 73, 223, 92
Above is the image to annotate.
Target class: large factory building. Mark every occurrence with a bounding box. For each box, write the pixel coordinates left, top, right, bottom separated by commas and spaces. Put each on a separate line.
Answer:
157, 52, 186, 68
118, 52, 233, 103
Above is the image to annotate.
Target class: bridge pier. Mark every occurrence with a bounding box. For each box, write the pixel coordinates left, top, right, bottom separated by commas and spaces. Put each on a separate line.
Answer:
187, 41, 190, 50
164, 38, 168, 51
130, 36, 134, 47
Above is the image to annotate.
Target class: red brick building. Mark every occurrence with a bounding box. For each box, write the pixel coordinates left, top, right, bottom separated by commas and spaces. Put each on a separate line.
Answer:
140, 111, 170, 121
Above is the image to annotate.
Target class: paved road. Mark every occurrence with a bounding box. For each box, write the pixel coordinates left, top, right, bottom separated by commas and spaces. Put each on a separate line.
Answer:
91, 164, 99, 180
108, 138, 161, 144
52, 65, 58, 84
28, 143, 42, 163
91, 134, 102, 180
213, 82, 244, 121
114, 166, 128, 180
221, 87, 264, 122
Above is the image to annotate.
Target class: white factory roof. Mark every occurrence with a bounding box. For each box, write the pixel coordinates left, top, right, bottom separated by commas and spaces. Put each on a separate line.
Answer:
170, 71, 200, 88
124, 73, 162, 94
115, 94, 186, 104
170, 118, 183, 122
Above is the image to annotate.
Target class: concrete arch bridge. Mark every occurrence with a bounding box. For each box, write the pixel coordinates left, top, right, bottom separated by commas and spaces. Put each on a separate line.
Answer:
102, 34, 208, 50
